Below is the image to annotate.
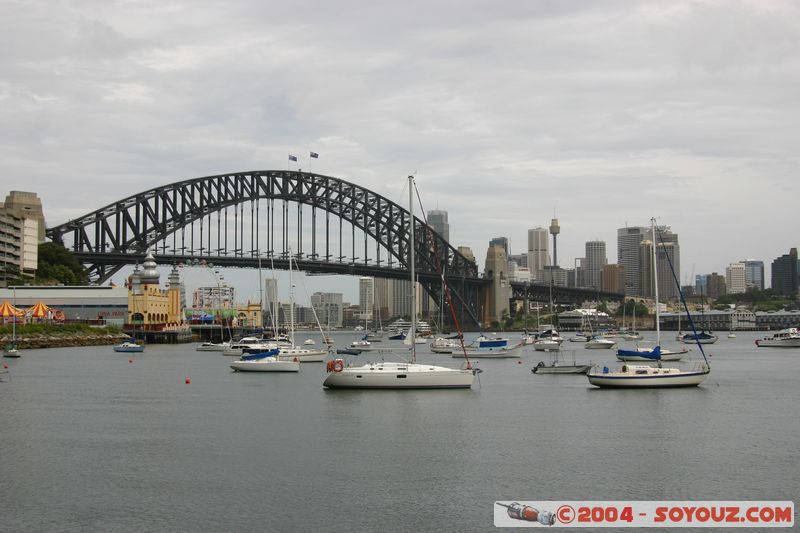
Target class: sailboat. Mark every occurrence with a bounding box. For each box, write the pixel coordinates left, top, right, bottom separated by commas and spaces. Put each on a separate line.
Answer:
616, 281, 687, 361
323, 175, 477, 389
678, 288, 718, 344
587, 219, 710, 388
3, 288, 21, 358
622, 302, 642, 340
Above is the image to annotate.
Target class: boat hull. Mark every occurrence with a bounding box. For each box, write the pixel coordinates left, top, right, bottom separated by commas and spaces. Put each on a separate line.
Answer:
451, 344, 524, 358
3, 349, 21, 358
196, 343, 229, 352
587, 369, 710, 388
532, 364, 591, 374
323, 362, 474, 389
755, 339, 800, 347
113, 344, 145, 353
230, 358, 300, 372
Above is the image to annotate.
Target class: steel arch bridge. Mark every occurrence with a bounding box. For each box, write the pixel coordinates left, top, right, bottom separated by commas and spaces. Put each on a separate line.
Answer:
46, 170, 487, 327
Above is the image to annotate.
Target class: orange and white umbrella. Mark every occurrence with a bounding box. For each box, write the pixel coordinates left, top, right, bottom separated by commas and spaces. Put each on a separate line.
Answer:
28, 301, 51, 318
0, 301, 24, 317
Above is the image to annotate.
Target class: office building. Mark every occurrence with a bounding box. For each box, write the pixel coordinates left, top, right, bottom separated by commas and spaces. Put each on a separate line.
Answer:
527, 227, 549, 282
508, 262, 531, 283
0, 191, 45, 280
391, 278, 412, 318
726, 262, 746, 295
617, 226, 649, 297
639, 234, 680, 301
602, 264, 625, 293
427, 210, 449, 242
743, 260, 765, 291
771, 248, 799, 297
310, 292, 343, 328
358, 277, 374, 317
508, 253, 528, 268
706, 273, 727, 299
585, 241, 607, 290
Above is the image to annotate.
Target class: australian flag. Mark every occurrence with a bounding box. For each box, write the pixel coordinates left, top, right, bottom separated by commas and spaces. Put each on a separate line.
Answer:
310, 151, 319, 158
288, 154, 297, 162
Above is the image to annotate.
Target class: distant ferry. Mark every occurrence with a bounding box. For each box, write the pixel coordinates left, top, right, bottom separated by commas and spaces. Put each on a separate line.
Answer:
755, 328, 800, 348
386, 319, 432, 335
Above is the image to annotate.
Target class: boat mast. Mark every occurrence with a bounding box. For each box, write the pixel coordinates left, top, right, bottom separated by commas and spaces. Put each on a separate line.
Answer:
409, 175, 417, 364
289, 247, 295, 347
651, 218, 661, 347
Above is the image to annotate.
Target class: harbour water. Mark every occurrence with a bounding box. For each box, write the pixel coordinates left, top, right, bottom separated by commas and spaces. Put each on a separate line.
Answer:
2, 331, 798, 531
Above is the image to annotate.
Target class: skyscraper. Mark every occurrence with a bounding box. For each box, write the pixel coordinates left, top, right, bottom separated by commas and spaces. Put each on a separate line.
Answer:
427, 210, 449, 242
619, 225, 679, 298
743, 260, 765, 291
726, 262, 746, 294
639, 234, 680, 301
585, 240, 607, 290
527, 227, 549, 282
310, 292, 344, 327
358, 277, 374, 317
771, 248, 799, 297
617, 226, 649, 296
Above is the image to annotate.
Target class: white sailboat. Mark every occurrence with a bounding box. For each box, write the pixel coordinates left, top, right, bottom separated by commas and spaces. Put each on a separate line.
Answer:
588, 219, 710, 388
323, 175, 477, 389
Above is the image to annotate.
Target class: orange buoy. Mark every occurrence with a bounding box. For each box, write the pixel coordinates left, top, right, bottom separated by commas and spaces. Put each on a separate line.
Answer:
185, 377, 191, 384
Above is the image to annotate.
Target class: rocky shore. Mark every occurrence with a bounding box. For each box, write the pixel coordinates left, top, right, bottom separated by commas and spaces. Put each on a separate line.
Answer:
1, 332, 129, 349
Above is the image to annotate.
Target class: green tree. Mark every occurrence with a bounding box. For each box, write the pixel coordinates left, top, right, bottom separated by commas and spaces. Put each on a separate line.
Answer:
35, 243, 89, 285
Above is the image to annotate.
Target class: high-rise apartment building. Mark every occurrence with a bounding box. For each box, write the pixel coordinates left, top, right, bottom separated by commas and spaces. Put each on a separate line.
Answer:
743, 260, 765, 291
373, 277, 390, 322
527, 227, 549, 282
585, 241, 607, 290
0, 191, 45, 280
771, 248, 799, 297
726, 263, 746, 294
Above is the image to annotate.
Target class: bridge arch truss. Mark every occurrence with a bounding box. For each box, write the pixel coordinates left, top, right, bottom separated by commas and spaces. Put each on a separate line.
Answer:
46, 170, 485, 327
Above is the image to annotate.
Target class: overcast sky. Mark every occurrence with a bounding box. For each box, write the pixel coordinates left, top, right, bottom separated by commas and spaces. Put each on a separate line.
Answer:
2, 0, 798, 303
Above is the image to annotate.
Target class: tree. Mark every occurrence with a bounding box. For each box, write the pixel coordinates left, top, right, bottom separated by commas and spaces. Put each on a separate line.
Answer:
35, 243, 89, 285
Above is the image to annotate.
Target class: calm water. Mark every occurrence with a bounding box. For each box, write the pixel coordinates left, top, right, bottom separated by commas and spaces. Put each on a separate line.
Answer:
1, 331, 798, 532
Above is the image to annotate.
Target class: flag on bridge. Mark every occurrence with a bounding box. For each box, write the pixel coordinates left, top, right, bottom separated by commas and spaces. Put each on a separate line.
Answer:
288, 154, 298, 162
310, 151, 319, 159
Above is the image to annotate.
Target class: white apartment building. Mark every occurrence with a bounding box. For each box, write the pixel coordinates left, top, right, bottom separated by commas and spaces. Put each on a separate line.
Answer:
0, 191, 45, 280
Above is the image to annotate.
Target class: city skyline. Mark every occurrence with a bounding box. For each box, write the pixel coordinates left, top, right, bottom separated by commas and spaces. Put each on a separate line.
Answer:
2, 1, 798, 302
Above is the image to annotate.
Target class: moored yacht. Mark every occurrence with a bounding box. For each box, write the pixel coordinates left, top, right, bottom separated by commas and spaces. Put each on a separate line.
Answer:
755, 328, 800, 348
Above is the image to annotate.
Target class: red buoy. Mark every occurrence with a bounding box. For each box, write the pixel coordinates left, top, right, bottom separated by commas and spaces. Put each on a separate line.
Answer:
128, 358, 133, 363
517, 360, 522, 364
2, 363, 8, 369
185, 377, 191, 384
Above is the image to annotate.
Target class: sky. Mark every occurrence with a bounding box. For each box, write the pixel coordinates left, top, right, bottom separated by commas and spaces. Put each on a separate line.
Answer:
2, 0, 798, 304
